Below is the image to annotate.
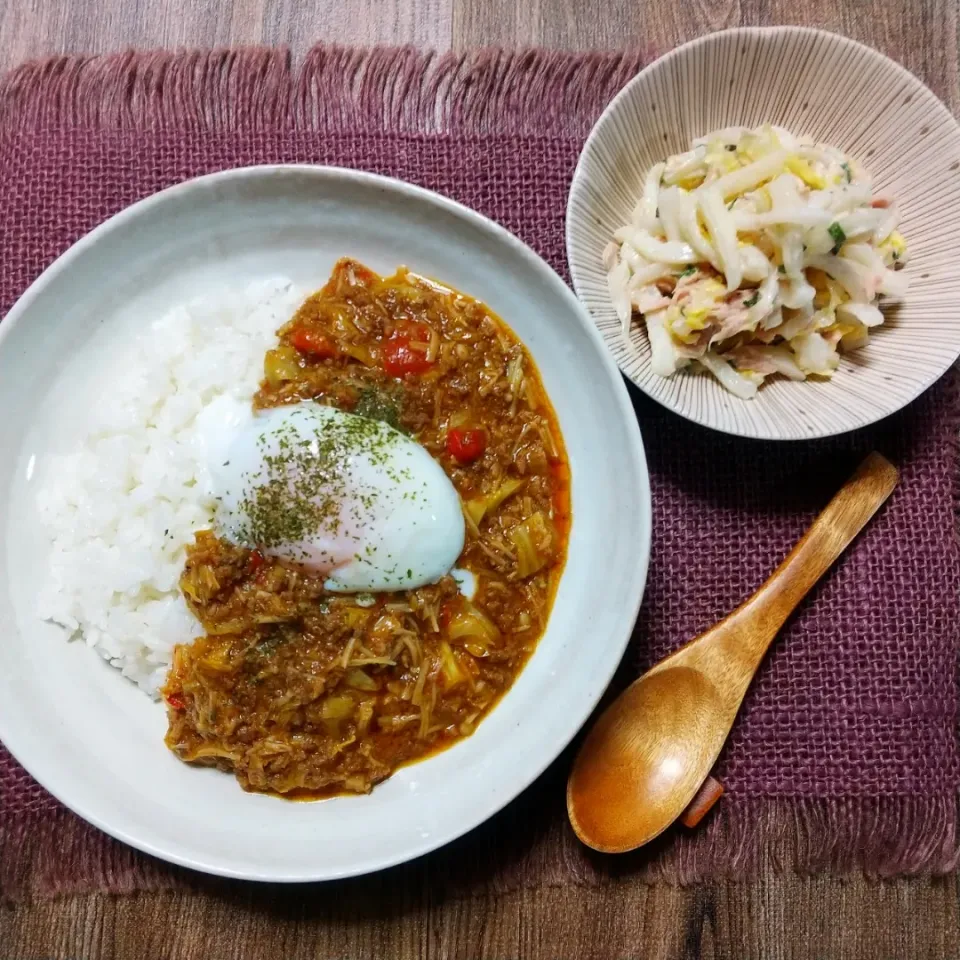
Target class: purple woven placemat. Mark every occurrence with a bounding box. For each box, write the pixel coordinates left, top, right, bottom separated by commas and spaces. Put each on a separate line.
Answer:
1, 47, 959, 902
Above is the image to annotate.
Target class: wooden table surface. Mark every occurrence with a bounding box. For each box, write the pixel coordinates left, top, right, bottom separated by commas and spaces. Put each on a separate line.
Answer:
1, 0, 958, 957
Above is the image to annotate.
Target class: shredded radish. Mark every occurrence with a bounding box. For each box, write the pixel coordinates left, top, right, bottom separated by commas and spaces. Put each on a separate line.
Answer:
607, 124, 908, 397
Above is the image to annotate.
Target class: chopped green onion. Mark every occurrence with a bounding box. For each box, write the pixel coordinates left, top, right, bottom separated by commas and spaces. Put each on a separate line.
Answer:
841, 162, 852, 183
678, 265, 697, 277
744, 291, 760, 307
828, 222, 846, 255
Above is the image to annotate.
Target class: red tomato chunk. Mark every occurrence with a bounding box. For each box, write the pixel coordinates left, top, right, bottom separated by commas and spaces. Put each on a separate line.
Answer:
291, 327, 338, 358
382, 324, 434, 377
446, 427, 487, 463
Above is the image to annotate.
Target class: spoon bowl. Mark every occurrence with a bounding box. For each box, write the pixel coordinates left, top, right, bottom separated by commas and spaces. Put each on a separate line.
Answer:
567, 666, 726, 852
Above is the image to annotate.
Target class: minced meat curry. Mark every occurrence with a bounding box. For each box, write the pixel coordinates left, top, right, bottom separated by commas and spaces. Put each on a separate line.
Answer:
162, 259, 570, 797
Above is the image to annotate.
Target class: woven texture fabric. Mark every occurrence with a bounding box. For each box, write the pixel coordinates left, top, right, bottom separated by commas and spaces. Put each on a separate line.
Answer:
1, 49, 959, 899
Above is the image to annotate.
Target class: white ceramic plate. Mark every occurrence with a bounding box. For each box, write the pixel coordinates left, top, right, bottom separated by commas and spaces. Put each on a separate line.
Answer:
567, 27, 960, 439
0, 166, 650, 881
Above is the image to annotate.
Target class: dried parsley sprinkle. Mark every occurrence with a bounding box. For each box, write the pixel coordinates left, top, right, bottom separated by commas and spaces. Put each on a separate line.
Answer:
353, 385, 406, 432
230, 409, 403, 550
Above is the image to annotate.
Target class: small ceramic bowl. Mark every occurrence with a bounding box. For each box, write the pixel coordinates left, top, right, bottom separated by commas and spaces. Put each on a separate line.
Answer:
566, 27, 960, 440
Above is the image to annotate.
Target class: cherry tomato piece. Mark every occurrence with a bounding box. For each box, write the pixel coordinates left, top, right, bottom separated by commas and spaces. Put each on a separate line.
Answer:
166, 692, 186, 711
290, 326, 338, 358
446, 427, 487, 464
382, 324, 434, 377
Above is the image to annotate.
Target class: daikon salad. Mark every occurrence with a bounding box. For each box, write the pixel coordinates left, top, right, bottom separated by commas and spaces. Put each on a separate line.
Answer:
604, 125, 908, 399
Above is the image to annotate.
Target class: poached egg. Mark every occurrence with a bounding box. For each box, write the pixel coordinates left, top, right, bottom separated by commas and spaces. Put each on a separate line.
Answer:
210, 402, 465, 593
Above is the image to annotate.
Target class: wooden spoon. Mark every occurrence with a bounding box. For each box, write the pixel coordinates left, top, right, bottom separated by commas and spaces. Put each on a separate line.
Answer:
567, 452, 898, 853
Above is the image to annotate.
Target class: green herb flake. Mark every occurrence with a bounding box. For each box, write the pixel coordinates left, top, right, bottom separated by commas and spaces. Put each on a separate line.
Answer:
678, 265, 697, 278
744, 291, 760, 308
232, 411, 402, 552
841, 161, 852, 184
828, 222, 846, 255
354, 385, 406, 433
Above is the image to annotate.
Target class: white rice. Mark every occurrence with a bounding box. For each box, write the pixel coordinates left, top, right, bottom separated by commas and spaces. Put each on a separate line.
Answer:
36, 277, 306, 696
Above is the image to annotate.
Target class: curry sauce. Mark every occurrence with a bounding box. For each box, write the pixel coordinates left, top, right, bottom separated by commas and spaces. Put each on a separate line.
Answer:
162, 259, 570, 797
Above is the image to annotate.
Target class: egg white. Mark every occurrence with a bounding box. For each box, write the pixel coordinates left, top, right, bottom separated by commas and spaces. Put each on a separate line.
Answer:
210, 402, 465, 593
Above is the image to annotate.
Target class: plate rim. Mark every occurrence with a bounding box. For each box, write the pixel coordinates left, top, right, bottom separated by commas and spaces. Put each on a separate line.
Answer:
565, 25, 960, 441
0, 163, 653, 882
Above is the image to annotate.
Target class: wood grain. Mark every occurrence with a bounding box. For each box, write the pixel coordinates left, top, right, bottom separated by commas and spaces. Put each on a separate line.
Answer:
2, 1, 959, 957
3, 876, 960, 959
454, 0, 960, 110
0, 0, 452, 69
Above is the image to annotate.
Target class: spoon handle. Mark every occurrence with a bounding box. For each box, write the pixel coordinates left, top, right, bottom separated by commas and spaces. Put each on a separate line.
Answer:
724, 452, 899, 662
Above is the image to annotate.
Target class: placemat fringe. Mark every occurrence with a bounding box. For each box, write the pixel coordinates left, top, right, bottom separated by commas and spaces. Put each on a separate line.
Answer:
648, 796, 960, 883
1, 47, 652, 138
451, 795, 960, 891
0, 809, 186, 902
0, 49, 292, 132
4, 795, 958, 902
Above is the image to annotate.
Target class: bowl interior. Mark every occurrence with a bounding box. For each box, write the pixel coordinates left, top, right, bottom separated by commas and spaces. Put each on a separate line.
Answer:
0, 166, 650, 880
567, 27, 960, 439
